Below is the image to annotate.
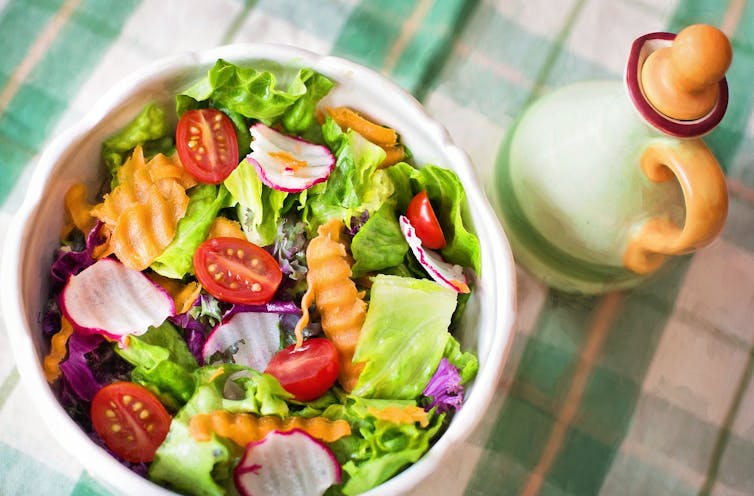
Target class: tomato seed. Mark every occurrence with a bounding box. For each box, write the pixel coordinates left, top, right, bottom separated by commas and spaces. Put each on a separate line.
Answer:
226, 249, 234, 256
132, 402, 142, 411
112, 424, 122, 432
190, 126, 200, 134
251, 258, 259, 267
208, 263, 217, 273
146, 424, 154, 432
105, 409, 116, 418
214, 272, 223, 281
139, 410, 150, 420
237, 249, 244, 258
252, 282, 262, 292
122, 395, 132, 405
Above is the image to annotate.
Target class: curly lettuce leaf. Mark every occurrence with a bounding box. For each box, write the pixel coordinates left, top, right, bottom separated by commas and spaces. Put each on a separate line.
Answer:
224, 159, 289, 246
150, 184, 233, 278
302, 117, 393, 232
101, 103, 173, 182
176, 59, 333, 135
386, 162, 481, 274
114, 322, 197, 410
352, 275, 457, 400
442, 334, 478, 385
149, 365, 291, 496
322, 397, 444, 495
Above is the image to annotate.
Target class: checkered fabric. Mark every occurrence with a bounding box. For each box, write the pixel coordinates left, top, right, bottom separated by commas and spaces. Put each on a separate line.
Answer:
1, 1, 753, 495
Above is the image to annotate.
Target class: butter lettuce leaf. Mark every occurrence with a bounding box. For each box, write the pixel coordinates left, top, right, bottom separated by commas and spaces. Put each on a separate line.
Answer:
114, 322, 197, 411
352, 275, 457, 399
223, 159, 289, 246
151, 184, 233, 278
350, 203, 408, 277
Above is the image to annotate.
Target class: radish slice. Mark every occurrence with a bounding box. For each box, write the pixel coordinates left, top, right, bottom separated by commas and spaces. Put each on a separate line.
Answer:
247, 123, 335, 193
59, 258, 175, 344
203, 311, 281, 371
399, 215, 470, 293
234, 429, 341, 496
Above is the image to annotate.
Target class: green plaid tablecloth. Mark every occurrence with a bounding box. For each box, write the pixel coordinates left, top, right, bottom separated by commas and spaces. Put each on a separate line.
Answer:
2, 0, 753, 494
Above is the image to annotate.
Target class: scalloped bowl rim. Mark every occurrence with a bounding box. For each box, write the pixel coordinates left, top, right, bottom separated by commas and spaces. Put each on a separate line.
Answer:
1, 43, 516, 496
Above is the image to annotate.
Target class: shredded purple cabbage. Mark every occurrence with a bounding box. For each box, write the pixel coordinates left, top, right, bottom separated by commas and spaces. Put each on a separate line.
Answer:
423, 358, 464, 414
58, 333, 106, 402
226, 301, 301, 319
49, 222, 107, 292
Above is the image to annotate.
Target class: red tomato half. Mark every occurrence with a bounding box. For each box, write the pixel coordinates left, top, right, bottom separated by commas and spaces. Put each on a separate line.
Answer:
91, 382, 171, 463
194, 237, 282, 305
176, 108, 239, 184
406, 191, 446, 249
265, 338, 339, 402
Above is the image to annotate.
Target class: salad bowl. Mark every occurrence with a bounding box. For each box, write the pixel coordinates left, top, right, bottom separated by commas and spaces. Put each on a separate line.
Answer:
2, 43, 516, 495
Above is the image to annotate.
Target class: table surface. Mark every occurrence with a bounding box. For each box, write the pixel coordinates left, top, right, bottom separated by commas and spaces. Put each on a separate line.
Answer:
1, 1, 753, 495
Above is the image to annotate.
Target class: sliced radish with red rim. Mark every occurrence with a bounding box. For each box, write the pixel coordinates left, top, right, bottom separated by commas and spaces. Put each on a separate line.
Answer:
234, 429, 341, 496
400, 215, 470, 293
59, 259, 175, 344
203, 311, 281, 371
247, 123, 335, 193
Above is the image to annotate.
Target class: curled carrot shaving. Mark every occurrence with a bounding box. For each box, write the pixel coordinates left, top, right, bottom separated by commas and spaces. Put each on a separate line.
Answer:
189, 410, 351, 446
90, 147, 191, 270
367, 405, 429, 428
294, 219, 366, 392
380, 144, 406, 168
147, 273, 201, 314
62, 183, 97, 240
326, 107, 397, 146
208, 216, 246, 240
43, 317, 74, 383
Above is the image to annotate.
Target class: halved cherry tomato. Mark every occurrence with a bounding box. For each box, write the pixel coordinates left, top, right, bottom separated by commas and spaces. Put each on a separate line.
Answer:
264, 338, 339, 402
406, 191, 446, 249
176, 108, 239, 184
194, 237, 282, 305
91, 382, 171, 463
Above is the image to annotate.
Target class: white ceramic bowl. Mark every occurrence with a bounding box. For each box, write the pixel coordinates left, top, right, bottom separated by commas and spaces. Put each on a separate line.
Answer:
2, 44, 516, 496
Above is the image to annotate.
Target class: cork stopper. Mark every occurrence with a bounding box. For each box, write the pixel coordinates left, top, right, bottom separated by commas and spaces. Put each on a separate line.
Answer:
640, 24, 732, 121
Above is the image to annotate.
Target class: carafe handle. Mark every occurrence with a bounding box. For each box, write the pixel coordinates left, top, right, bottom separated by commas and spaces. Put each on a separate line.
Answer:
623, 139, 728, 274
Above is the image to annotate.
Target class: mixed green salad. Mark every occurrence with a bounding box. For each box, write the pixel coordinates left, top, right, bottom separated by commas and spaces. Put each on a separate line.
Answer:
43, 59, 481, 496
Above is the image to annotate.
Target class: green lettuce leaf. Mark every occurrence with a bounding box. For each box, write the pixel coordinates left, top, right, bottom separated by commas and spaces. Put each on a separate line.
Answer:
322, 397, 444, 495
386, 162, 481, 274
101, 103, 173, 182
113, 322, 197, 411
443, 335, 478, 385
223, 159, 289, 246
151, 184, 233, 278
350, 203, 408, 277
176, 59, 333, 135
352, 275, 457, 399
302, 117, 393, 232
149, 365, 291, 496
